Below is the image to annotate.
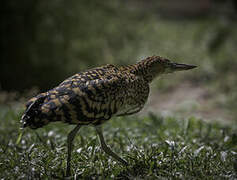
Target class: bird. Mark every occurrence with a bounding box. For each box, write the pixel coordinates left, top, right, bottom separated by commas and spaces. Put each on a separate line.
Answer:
20, 55, 196, 176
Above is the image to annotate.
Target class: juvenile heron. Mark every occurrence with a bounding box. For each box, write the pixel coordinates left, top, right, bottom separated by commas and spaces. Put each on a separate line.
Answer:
21, 56, 196, 176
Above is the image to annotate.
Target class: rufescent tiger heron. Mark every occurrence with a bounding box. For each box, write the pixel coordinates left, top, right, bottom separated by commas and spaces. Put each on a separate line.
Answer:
20, 56, 197, 176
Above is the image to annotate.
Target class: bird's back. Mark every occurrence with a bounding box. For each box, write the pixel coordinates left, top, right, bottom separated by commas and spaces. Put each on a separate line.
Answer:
21, 64, 148, 129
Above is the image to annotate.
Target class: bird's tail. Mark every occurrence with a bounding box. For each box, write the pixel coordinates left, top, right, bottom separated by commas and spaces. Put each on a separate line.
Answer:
21, 94, 47, 129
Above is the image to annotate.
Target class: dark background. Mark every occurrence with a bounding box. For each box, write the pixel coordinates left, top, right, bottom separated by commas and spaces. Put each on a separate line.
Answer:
0, 1, 237, 178
1, 0, 237, 118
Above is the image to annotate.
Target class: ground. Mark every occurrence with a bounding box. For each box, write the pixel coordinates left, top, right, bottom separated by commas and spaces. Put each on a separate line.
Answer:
143, 82, 234, 123
0, 86, 236, 179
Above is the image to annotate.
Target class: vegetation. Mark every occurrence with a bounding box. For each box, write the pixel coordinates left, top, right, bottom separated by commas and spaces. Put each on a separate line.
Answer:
0, 106, 236, 179
1, 0, 237, 179
2, 0, 237, 114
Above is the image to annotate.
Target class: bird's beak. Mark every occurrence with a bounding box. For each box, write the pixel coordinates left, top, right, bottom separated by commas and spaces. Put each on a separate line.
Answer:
169, 62, 197, 71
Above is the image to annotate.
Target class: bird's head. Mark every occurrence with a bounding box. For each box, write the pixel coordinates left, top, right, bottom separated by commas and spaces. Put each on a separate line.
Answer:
137, 56, 197, 82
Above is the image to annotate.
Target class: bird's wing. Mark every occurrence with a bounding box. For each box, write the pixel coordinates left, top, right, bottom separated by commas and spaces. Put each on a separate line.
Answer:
22, 64, 133, 128
38, 70, 130, 125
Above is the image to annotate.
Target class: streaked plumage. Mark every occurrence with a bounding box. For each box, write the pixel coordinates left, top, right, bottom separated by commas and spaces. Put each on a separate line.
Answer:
21, 55, 196, 176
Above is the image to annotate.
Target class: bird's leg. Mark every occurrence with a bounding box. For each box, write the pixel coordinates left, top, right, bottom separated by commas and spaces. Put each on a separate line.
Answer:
95, 126, 128, 166
66, 124, 81, 177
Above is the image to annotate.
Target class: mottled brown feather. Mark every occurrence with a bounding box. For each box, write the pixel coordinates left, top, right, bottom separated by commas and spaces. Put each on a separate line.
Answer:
21, 55, 194, 129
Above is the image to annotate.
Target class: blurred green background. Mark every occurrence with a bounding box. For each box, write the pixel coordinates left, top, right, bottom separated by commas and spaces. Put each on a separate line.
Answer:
1, 0, 237, 120
1, 1, 237, 178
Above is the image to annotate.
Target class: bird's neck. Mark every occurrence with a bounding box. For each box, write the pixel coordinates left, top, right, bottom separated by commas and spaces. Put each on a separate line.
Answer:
120, 61, 159, 83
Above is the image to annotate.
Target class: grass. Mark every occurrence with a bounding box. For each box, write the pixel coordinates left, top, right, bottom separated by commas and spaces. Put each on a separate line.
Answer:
0, 106, 236, 179
2, 2, 237, 179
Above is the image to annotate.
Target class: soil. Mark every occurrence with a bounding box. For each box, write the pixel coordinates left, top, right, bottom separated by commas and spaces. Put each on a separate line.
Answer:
140, 83, 234, 123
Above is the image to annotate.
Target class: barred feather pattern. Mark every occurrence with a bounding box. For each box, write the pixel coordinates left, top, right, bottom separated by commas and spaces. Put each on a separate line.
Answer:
21, 61, 152, 129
